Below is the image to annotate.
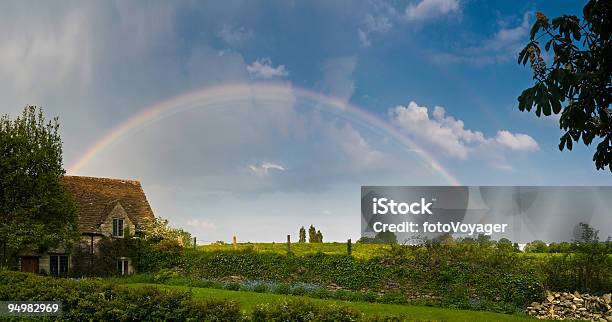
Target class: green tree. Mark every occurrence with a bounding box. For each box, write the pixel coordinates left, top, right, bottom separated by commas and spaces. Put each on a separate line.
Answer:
476, 234, 493, 247
298, 226, 306, 243
497, 238, 514, 252
357, 232, 398, 244
147, 217, 193, 247
375, 231, 398, 244
0, 106, 78, 266
308, 225, 317, 243
315, 230, 323, 243
517, 0, 612, 170
524, 240, 548, 253
574, 222, 599, 243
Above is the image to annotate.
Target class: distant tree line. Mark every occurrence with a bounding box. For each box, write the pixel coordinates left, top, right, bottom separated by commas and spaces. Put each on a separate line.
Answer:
524, 223, 612, 254
358, 232, 398, 244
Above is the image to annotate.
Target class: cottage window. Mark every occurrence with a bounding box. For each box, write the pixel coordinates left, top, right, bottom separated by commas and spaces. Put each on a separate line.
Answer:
112, 218, 124, 237
117, 259, 129, 275
50, 255, 68, 276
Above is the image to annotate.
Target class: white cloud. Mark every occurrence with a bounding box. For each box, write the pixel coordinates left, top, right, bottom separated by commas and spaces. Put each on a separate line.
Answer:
358, 13, 392, 47
322, 56, 357, 103
405, 0, 460, 22
186, 218, 217, 231
247, 58, 288, 79
327, 123, 385, 167
218, 25, 254, 47
431, 12, 531, 65
249, 162, 286, 176
494, 130, 539, 151
358, 29, 371, 47
487, 13, 531, 51
357, 0, 459, 48
390, 101, 538, 159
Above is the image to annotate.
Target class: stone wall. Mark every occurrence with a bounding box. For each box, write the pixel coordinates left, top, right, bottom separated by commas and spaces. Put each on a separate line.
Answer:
527, 291, 612, 321
98, 203, 135, 238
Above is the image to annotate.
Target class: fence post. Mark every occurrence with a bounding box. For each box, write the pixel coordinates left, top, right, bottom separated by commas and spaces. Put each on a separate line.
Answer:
287, 235, 291, 253
347, 238, 352, 256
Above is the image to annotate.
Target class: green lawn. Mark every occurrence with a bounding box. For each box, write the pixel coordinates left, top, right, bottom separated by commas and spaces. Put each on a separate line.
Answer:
125, 283, 538, 321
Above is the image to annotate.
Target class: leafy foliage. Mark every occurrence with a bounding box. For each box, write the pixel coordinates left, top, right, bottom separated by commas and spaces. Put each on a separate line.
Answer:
524, 240, 549, 253
0, 106, 77, 265
517, 0, 612, 170
0, 270, 242, 321
146, 217, 193, 247
251, 299, 361, 322
71, 236, 136, 276
130, 243, 553, 313
307, 225, 323, 243
137, 237, 612, 312
358, 232, 398, 244
1, 270, 410, 321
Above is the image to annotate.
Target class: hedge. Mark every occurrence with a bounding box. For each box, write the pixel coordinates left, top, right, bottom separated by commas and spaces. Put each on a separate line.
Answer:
0, 270, 241, 321
0, 271, 404, 321
128, 245, 547, 313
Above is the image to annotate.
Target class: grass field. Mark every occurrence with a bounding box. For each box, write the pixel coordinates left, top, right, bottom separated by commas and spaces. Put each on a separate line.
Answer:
196, 242, 612, 260
125, 283, 538, 321
196, 242, 392, 259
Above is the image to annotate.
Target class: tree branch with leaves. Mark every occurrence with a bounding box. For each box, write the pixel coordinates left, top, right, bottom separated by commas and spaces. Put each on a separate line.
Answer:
518, 0, 611, 170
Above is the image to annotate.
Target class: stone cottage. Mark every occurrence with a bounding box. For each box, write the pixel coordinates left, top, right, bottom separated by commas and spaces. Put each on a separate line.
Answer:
18, 176, 155, 276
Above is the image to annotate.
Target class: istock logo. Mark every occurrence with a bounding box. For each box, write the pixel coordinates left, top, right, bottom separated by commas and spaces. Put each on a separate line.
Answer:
372, 198, 434, 215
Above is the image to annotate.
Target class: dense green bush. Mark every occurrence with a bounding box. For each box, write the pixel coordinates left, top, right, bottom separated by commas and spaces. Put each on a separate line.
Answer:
250, 299, 409, 322
0, 270, 242, 321
174, 249, 389, 290
1, 271, 413, 321
541, 244, 612, 294
251, 299, 360, 322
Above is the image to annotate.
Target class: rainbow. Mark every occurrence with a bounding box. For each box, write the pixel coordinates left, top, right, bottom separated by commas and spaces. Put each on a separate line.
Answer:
68, 83, 461, 185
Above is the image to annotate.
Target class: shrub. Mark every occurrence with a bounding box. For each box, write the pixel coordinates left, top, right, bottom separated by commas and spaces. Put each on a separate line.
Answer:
290, 285, 307, 296
153, 268, 180, 283
306, 287, 330, 299
224, 282, 241, 291
379, 292, 406, 305
251, 299, 360, 322
273, 282, 291, 295
524, 240, 548, 253
360, 291, 379, 303
0, 271, 242, 321
542, 246, 612, 294
497, 273, 544, 307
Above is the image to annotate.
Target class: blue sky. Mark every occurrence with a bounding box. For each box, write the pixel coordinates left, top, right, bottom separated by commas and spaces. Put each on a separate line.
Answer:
0, 0, 608, 242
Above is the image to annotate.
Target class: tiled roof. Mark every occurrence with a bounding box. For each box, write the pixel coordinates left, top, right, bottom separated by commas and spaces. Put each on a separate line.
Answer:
61, 176, 155, 234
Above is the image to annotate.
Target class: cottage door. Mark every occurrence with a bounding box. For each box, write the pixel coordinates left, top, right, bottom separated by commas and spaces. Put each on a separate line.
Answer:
20, 257, 39, 273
